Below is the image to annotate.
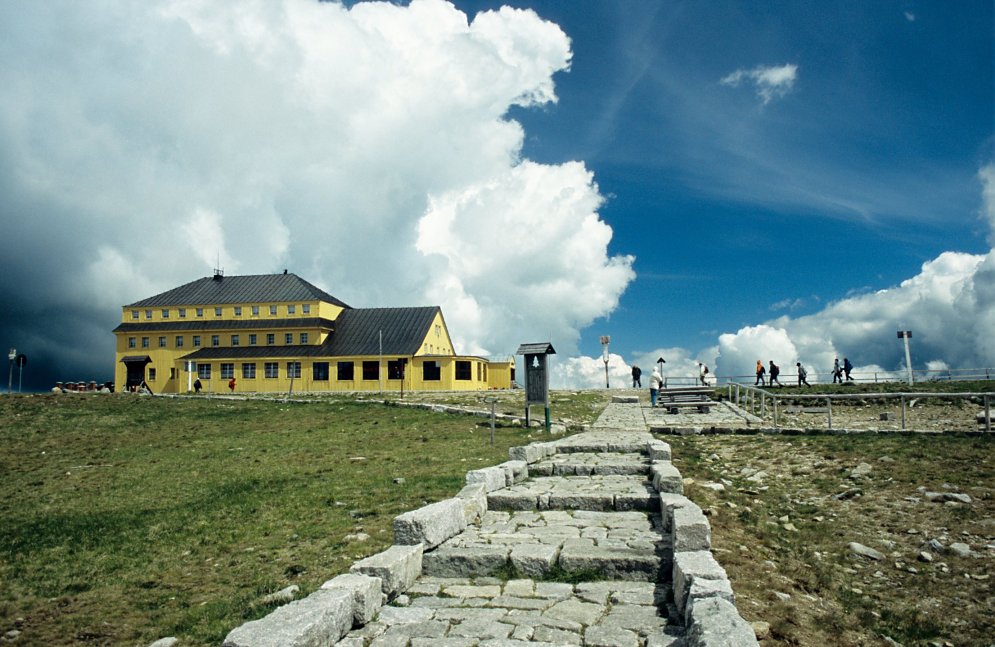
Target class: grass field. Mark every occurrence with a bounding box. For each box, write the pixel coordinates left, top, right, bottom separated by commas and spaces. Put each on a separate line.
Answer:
1, 387, 991, 646
0, 393, 552, 646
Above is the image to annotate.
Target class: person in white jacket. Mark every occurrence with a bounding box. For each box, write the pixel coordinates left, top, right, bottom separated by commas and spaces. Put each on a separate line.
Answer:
650, 369, 664, 407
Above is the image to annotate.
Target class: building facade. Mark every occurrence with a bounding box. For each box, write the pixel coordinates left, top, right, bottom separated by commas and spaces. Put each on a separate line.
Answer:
113, 272, 513, 394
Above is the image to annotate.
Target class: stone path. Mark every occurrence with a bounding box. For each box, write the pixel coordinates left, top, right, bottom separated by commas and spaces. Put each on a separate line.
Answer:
223, 400, 758, 647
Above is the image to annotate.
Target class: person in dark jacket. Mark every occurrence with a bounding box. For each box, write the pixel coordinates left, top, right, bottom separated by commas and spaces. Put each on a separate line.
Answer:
769, 360, 782, 386
631, 365, 642, 388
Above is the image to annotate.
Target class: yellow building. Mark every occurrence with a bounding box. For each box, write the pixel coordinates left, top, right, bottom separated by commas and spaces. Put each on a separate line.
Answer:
113, 272, 513, 394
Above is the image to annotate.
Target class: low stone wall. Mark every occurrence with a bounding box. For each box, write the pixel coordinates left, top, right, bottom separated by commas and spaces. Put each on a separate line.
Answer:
220, 433, 760, 646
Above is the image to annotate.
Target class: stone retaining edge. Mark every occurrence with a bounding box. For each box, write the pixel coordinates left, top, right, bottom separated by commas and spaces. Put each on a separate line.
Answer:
219, 431, 760, 646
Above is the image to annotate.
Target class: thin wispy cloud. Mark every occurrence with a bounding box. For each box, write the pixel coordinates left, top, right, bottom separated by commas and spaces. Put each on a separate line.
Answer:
720, 63, 798, 104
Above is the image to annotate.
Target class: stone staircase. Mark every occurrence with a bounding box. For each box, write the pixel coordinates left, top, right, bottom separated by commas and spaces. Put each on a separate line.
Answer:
222, 402, 759, 647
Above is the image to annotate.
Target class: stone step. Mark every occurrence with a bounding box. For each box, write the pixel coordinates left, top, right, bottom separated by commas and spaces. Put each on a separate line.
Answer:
334, 578, 679, 647
487, 475, 658, 512
528, 452, 649, 477
421, 510, 670, 583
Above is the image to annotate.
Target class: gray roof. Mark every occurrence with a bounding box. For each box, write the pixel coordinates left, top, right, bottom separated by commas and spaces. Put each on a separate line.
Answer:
125, 273, 350, 308
326, 307, 441, 356
516, 342, 556, 355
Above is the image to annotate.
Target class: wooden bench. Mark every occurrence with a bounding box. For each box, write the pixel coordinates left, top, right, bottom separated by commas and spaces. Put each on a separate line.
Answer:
657, 387, 715, 414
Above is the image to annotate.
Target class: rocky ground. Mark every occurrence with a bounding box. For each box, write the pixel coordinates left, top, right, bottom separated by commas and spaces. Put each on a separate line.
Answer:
666, 430, 993, 646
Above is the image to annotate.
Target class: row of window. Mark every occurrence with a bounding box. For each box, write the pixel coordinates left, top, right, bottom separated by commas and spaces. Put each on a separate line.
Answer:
147, 360, 484, 382
130, 303, 312, 321
128, 332, 309, 349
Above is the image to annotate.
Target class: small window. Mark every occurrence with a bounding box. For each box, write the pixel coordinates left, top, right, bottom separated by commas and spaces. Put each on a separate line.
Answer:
221, 363, 234, 379
196, 308, 204, 317
193, 335, 201, 348
422, 361, 441, 381
131, 310, 139, 320
284, 333, 293, 345
269, 305, 278, 316
158, 336, 167, 348
178, 308, 186, 318
162, 309, 169, 319
313, 362, 329, 381
211, 335, 220, 347
388, 360, 406, 379
169, 368, 176, 380
337, 361, 354, 381
287, 304, 296, 315
141, 337, 150, 349
175, 336, 184, 348
249, 334, 257, 346
128, 337, 136, 349
198, 364, 212, 379
302, 304, 310, 314
231, 335, 239, 347
145, 309, 153, 320
252, 305, 260, 316
362, 361, 379, 381
264, 362, 279, 378
234, 306, 242, 316
148, 368, 156, 381
455, 361, 472, 381
215, 307, 222, 317
242, 363, 256, 379
287, 362, 301, 378
477, 363, 483, 381
300, 332, 308, 344
266, 333, 275, 345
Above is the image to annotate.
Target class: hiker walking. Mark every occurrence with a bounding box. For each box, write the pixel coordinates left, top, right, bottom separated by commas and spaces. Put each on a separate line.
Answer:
631, 365, 642, 388
769, 360, 782, 386
649, 368, 663, 408
698, 362, 709, 386
832, 358, 843, 383
755, 360, 766, 386
796, 362, 810, 386
843, 357, 854, 381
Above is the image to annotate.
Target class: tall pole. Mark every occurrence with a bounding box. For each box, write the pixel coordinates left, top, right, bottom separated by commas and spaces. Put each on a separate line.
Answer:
7, 348, 15, 394
898, 330, 913, 385
600, 336, 610, 389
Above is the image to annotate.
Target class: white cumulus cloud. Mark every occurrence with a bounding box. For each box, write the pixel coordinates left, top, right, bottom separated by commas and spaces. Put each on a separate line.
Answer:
0, 0, 635, 384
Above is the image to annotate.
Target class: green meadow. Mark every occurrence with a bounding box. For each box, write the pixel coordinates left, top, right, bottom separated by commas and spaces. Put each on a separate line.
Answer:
0, 394, 546, 646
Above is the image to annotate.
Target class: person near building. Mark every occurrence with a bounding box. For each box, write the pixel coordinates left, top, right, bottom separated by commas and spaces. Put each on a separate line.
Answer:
193, 378, 202, 394
228, 377, 236, 392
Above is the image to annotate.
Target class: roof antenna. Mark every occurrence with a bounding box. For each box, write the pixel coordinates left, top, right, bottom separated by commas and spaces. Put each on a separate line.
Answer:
213, 252, 224, 281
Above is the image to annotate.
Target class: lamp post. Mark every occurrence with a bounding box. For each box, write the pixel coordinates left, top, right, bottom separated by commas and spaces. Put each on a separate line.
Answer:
7, 347, 14, 394
600, 336, 611, 389
897, 330, 913, 385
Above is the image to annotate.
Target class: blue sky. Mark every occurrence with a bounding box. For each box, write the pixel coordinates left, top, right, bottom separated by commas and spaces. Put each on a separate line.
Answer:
0, 0, 992, 389
472, 0, 993, 366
